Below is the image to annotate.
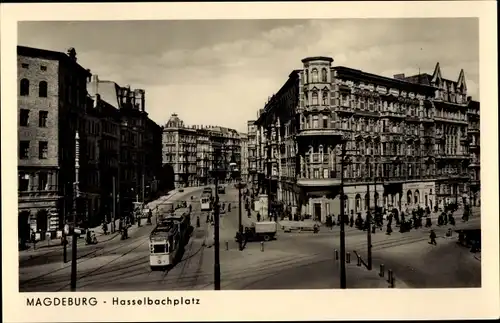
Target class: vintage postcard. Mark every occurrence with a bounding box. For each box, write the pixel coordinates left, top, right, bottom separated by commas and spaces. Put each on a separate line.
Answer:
1, 1, 498, 322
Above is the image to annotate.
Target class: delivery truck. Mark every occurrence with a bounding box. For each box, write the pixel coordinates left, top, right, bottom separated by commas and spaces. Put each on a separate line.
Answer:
236, 221, 277, 242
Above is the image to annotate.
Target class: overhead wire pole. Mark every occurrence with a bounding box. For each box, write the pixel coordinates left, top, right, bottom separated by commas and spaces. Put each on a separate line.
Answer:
213, 144, 221, 290
366, 162, 373, 270
70, 131, 80, 292
339, 140, 347, 289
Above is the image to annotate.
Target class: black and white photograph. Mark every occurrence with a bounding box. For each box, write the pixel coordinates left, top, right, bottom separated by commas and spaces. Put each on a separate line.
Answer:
2, 1, 499, 322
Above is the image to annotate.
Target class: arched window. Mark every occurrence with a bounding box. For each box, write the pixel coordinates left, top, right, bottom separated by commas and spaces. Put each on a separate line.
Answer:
312, 68, 318, 82
322, 91, 328, 105
355, 194, 362, 213
20, 79, 30, 96
39, 81, 48, 97
321, 68, 328, 82
312, 91, 318, 105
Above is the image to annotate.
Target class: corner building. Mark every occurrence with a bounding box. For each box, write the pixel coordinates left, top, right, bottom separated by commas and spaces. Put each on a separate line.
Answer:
255, 56, 476, 222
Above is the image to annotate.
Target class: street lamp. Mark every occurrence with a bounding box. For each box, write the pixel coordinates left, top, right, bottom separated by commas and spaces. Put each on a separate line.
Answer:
233, 168, 247, 251
210, 142, 226, 290
339, 139, 348, 289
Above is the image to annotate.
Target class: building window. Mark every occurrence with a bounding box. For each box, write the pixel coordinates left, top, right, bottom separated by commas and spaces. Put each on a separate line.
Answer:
323, 116, 328, 128
322, 91, 328, 105
38, 172, 48, 191
21, 63, 29, 69
313, 115, 319, 129
20, 78, 30, 96
20, 109, 29, 126
312, 91, 318, 105
39, 81, 48, 97
18, 173, 30, 191
321, 68, 328, 82
19, 141, 30, 159
312, 69, 318, 82
304, 70, 309, 83
39, 141, 48, 159
40, 65, 47, 71
39, 111, 48, 127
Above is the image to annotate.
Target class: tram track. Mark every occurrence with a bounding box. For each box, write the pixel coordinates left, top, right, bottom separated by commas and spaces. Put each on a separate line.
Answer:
20, 234, 150, 289
56, 237, 149, 291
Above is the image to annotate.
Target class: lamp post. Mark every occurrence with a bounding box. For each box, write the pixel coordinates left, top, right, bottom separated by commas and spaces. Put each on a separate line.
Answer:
70, 131, 80, 292
339, 140, 347, 289
234, 178, 247, 251
212, 143, 224, 290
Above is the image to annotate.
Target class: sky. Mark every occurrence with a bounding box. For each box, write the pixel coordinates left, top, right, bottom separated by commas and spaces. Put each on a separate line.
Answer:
18, 18, 479, 133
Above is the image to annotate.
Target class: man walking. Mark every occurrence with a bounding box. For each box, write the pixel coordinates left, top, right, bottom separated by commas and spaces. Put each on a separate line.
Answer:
429, 229, 437, 245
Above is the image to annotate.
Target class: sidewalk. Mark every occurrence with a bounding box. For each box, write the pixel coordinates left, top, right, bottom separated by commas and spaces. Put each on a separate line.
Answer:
19, 188, 205, 256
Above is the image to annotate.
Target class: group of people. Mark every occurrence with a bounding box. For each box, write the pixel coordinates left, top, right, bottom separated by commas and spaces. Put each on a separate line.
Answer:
321, 204, 473, 245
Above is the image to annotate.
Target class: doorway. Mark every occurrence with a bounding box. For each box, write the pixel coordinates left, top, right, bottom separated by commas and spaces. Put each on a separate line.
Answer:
314, 203, 321, 222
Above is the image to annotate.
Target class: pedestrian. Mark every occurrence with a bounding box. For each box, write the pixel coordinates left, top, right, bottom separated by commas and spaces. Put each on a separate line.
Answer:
102, 221, 108, 235
386, 224, 392, 235
349, 215, 354, 227
337, 214, 341, 226
257, 212, 261, 222
429, 230, 437, 245
30, 230, 37, 250
325, 215, 332, 230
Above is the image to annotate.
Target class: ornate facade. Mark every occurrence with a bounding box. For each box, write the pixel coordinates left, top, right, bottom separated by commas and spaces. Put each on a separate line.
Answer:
255, 56, 479, 222
162, 114, 243, 188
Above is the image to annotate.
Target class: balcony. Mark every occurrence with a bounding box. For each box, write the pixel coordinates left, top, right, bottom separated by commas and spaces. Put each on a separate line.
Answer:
334, 102, 355, 114
469, 159, 480, 167
434, 116, 468, 125
380, 111, 405, 118
468, 127, 480, 133
470, 142, 480, 150
297, 128, 343, 138
436, 154, 469, 160
297, 177, 341, 187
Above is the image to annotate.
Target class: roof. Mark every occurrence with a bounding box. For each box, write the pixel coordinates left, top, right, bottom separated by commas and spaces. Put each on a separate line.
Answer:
17, 45, 91, 76
89, 80, 121, 109
301, 56, 334, 63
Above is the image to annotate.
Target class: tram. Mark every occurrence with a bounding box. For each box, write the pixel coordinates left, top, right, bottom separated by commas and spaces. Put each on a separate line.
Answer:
149, 207, 191, 270
200, 192, 212, 211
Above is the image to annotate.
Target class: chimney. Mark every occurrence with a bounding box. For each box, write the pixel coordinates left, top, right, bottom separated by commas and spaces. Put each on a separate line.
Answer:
86, 69, 92, 83
394, 73, 405, 80
92, 74, 99, 96
67, 47, 77, 62
93, 94, 100, 109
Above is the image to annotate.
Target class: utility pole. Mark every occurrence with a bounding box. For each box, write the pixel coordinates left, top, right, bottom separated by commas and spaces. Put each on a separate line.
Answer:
339, 141, 347, 289
235, 180, 246, 251
366, 162, 373, 271
62, 183, 67, 263
112, 176, 116, 233
213, 145, 221, 290
70, 131, 80, 292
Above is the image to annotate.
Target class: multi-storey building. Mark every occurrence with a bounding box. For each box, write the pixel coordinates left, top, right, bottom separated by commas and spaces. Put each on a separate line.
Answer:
91, 94, 120, 223
195, 126, 212, 186
467, 99, 480, 206
161, 114, 244, 187
240, 133, 249, 182
88, 75, 162, 216
247, 120, 258, 187
255, 56, 477, 222
17, 46, 91, 242
162, 114, 198, 188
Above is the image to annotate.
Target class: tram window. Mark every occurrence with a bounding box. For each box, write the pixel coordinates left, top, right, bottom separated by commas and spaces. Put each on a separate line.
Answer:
153, 245, 166, 253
